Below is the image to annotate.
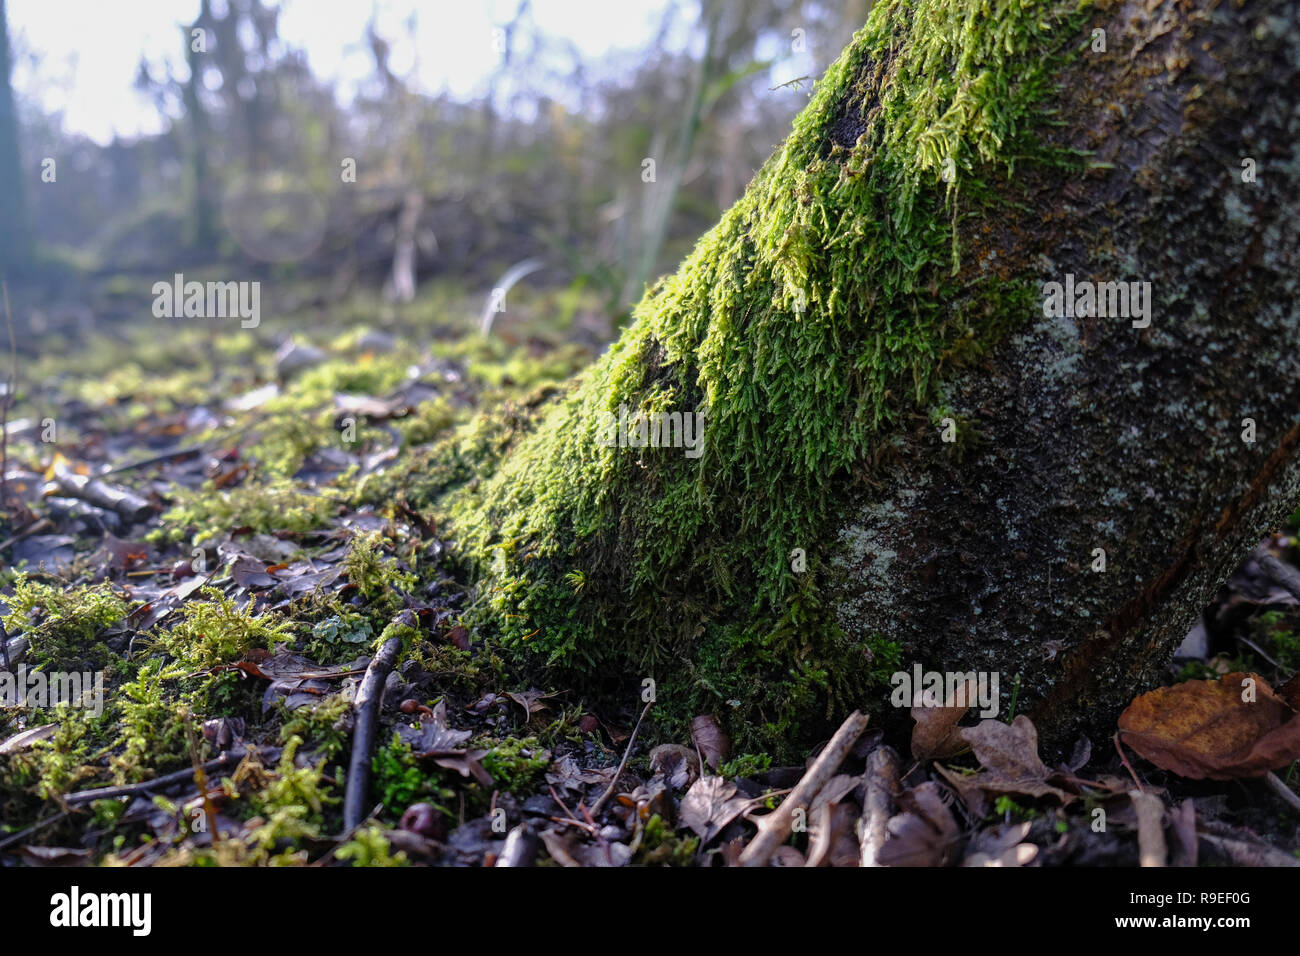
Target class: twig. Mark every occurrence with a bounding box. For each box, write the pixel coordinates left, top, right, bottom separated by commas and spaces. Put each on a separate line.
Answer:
62, 749, 247, 806
1114, 731, 1144, 791
48, 465, 153, 524
1129, 789, 1167, 867
0, 808, 71, 854
311, 802, 384, 866
1264, 770, 1300, 814
859, 745, 900, 867
182, 709, 220, 844
739, 710, 869, 867
1257, 550, 1300, 604
343, 635, 403, 830
1198, 832, 1300, 867
0, 517, 53, 554
590, 696, 654, 818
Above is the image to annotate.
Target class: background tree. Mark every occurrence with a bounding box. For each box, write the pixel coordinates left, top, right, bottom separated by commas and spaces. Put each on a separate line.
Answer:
0, 0, 28, 277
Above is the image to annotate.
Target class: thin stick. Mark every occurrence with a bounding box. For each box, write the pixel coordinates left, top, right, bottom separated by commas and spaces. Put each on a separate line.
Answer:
739, 710, 869, 867
1264, 770, 1300, 814
590, 697, 654, 818
859, 745, 900, 867
343, 635, 403, 830
62, 749, 247, 806
1129, 789, 1167, 867
0, 809, 70, 854
182, 709, 220, 844
1113, 731, 1144, 791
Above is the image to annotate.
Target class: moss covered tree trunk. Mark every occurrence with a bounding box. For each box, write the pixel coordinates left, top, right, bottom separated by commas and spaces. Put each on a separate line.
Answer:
450, 0, 1300, 756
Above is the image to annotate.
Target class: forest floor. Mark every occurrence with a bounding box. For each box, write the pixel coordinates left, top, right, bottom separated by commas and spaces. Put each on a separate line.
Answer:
1, 278, 1298, 867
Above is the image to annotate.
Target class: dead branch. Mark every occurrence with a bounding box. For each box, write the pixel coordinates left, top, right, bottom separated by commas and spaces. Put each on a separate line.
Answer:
343, 634, 403, 830
739, 710, 869, 867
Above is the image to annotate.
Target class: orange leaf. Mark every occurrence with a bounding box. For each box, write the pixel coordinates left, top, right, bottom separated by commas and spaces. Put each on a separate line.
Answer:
1117, 672, 1300, 780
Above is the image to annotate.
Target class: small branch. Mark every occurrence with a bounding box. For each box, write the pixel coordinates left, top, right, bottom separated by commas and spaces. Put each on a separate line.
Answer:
739, 710, 869, 867
859, 745, 900, 867
1198, 832, 1300, 867
343, 635, 403, 831
590, 696, 654, 818
1129, 789, 1167, 867
62, 749, 247, 807
1264, 770, 1300, 814
1257, 550, 1300, 604
48, 466, 154, 525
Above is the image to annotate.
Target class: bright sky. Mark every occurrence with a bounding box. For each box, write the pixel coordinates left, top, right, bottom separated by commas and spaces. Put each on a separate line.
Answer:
7, 0, 702, 144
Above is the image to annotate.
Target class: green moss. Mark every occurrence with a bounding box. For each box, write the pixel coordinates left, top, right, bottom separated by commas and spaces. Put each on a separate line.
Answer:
335, 824, 410, 866
345, 532, 418, 610
447, 0, 1091, 756
478, 735, 550, 794
154, 588, 293, 670
153, 479, 337, 545
2, 576, 129, 671
719, 752, 773, 779
112, 658, 191, 781
278, 691, 353, 763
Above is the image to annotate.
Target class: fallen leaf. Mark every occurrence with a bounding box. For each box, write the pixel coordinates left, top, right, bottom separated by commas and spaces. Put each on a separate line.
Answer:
1118, 672, 1300, 779
910, 675, 977, 760
539, 827, 632, 867
679, 775, 748, 842
648, 743, 699, 790
877, 782, 960, 867
962, 821, 1037, 867
690, 714, 730, 771
805, 801, 861, 867
949, 716, 1075, 803
0, 723, 59, 755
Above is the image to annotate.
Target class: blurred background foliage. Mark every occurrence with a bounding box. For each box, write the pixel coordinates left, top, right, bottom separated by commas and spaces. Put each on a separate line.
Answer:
0, 0, 874, 337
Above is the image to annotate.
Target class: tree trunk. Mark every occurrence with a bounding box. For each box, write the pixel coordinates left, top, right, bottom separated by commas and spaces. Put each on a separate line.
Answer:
0, 0, 28, 276
450, 0, 1300, 757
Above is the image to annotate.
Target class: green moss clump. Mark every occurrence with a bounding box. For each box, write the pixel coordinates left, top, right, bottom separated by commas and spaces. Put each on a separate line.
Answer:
2, 576, 129, 671
448, 0, 1090, 755
152, 479, 337, 545
479, 736, 550, 794
155, 588, 293, 670
335, 824, 410, 866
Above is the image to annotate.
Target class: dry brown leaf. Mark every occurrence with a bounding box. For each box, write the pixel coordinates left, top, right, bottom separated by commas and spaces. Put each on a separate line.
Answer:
877, 781, 960, 867
950, 715, 1074, 803
690, 714, 730, 771
1117, 671, 1300, 779
679, 775, 748, 842
961, 822, 1037, 867
805, 801, 861, 867
910, 675, 976, 760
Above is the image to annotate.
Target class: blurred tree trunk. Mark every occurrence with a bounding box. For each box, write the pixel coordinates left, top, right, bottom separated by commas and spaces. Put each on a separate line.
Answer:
0, 0, 28, 276
182, 2, 217, 251
620, 0, 722, 308
461, 0, 1300, 754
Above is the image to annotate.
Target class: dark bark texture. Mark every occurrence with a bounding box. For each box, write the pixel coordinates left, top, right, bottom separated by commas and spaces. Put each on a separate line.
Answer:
831, 0, 1300, 751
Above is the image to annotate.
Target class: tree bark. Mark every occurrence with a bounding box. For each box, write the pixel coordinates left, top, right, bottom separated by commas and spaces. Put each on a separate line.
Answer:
455, 0, 1300, 756
830, 0, 1300, 751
